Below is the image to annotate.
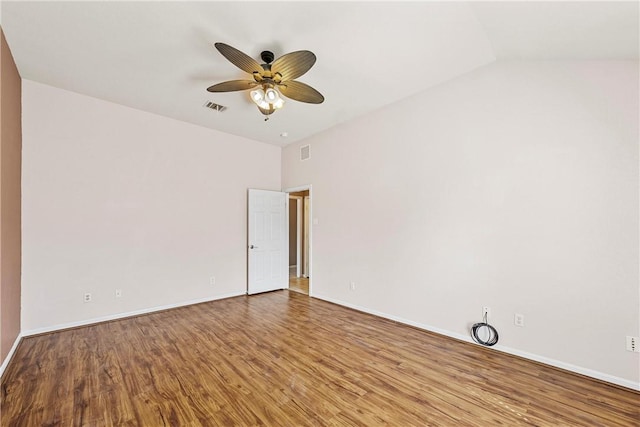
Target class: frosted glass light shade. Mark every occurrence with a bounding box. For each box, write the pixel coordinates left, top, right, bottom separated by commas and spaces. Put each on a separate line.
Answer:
265, 88, 278, 102
251, 86, 284, 113
250, 89, 265, 103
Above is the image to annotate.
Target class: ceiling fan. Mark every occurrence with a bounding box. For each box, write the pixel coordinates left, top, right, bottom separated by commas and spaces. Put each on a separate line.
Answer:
207, 43, 324, 120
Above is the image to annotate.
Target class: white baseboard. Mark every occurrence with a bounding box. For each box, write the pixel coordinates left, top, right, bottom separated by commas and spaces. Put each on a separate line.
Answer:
0, 332, 24, 378
22, 291, 245, 337
313, 294, 640, 392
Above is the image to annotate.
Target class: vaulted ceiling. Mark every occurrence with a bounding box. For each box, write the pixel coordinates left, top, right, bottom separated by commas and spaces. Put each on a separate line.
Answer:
1, 1, 638, 146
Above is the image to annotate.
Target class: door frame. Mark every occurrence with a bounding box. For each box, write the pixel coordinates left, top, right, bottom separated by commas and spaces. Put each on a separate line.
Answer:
288, 195, 303, 278
284, 184, 312, 296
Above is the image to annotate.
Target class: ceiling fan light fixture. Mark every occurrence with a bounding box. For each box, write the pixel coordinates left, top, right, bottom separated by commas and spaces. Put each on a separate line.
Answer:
251, 85, 284, 113
250, 88, 265, 102
265, 87, 278, 102
250, 88, 270, 110
264, 87, 284, 109
272, 96, 285, 110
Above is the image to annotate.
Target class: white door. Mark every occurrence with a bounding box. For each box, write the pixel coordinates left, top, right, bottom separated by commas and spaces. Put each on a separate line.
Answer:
248, 189, 288, 295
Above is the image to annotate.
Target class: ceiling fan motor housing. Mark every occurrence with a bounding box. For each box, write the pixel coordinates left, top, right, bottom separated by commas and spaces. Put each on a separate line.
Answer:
260, 50, 275, 64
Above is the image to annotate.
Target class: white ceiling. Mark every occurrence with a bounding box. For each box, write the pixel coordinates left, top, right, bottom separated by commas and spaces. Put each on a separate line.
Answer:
1, 1, 638, 147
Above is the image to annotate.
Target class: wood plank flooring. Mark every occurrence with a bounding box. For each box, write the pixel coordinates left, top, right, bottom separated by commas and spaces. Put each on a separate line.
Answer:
289, 276, 309, 295
289, 267, 309, 295
2, 291, 638, 426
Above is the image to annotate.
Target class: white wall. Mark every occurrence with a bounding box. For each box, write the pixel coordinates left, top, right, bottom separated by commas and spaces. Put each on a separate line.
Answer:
282, 61, 639, 388
22, 80, 281, 331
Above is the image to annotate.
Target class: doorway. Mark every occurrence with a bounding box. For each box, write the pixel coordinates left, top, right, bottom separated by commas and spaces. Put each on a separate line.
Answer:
287, 187, 311, 295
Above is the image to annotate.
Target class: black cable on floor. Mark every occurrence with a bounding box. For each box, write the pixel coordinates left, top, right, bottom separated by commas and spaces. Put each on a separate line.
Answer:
471, 312, 499, 346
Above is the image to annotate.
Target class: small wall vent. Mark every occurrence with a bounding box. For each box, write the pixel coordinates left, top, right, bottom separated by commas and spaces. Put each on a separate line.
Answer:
300, 144, 311, 161
203, 101, 227, 112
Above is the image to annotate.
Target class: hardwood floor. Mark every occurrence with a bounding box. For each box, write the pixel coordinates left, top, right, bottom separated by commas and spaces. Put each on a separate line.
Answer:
289, 266, 309, 295
289, 276, 309, 294
2, 291, 638, 426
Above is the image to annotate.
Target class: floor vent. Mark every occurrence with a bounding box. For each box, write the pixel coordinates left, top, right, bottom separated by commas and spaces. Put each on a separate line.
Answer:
300, 144, 311, 161
203, 101, 227, 112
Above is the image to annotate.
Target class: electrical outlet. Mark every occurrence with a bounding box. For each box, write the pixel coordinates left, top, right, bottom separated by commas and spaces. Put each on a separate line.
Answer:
482, 307, 491, 319
350, 281, 356, 291
514, 313, 525, 327
626, 336, 640, 352
115, 289, 122, 298
83, 293, 92, 303
210, 276, 216, 286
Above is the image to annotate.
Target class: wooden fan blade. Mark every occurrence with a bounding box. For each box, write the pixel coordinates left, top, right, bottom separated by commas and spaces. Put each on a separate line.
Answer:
207, 80, 257, 92
278, 80, 324, 104
271, 51, 316, 81
214, 43, 263, 75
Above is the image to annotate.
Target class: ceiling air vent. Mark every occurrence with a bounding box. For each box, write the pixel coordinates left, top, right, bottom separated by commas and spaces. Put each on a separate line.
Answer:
203, 101, 227, 112
300, 144, 311, 161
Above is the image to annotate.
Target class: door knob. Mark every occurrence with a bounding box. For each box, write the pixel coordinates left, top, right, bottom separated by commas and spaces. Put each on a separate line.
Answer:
250, 245, 258, 249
